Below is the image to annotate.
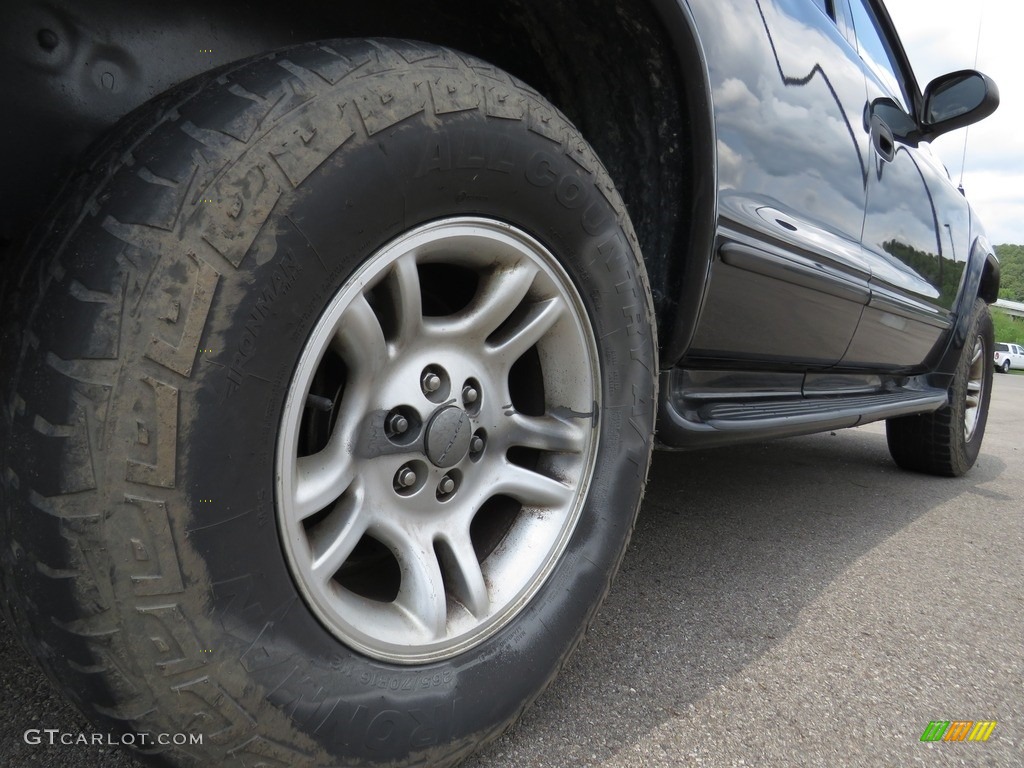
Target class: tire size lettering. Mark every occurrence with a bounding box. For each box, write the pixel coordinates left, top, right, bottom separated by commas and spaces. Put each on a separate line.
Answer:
359, 670, 454, 691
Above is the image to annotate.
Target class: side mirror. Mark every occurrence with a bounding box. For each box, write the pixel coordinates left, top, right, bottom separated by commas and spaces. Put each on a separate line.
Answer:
921, 70, 999, 141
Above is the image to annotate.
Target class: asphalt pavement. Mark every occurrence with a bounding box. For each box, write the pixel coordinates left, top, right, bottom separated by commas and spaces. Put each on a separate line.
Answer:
3, 374, 1022, 767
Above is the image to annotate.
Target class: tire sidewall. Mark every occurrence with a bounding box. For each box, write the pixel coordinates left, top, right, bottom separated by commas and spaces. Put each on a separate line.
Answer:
952, 299, 994, 469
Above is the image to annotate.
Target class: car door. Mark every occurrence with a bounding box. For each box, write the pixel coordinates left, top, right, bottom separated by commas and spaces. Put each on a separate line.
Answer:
686, 0, 872, 367
838, 0, 969, 369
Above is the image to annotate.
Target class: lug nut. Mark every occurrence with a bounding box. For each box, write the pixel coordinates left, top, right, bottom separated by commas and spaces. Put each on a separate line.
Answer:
470, 436, 484, 453
388, 413, 409, 434
462, 385, 479, 404
438, 476, 456, 495
397, 468, 417, 488
422, 372, 441, 393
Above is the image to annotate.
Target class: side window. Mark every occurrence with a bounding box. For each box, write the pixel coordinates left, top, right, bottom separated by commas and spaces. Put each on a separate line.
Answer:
810, 0, 856, 45
809, 0, 831, 16
849, 0, 911, 112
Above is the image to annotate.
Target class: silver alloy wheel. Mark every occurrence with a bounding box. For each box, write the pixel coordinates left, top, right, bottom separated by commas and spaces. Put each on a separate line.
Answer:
964, 333, 987, 441
276, 217, 600, 664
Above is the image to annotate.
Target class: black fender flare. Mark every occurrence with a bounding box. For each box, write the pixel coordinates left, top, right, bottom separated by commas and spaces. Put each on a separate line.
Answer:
646, 0, 719, 366
929, 234, 999, 390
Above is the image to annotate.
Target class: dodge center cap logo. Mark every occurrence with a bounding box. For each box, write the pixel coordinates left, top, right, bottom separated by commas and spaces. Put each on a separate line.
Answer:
425, 406, 472, 468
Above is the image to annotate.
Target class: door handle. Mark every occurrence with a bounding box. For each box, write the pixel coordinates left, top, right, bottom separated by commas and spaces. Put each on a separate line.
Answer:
870, 113, 896, 163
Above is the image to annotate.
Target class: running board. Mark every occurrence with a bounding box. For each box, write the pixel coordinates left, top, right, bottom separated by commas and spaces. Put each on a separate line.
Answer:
656, 372, 949, 449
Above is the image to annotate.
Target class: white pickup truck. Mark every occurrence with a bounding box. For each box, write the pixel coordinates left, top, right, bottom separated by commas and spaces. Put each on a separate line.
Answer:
994, 343, 1024, 373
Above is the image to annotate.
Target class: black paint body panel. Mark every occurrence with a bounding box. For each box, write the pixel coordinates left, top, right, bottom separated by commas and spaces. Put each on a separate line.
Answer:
683, 0, 992, 376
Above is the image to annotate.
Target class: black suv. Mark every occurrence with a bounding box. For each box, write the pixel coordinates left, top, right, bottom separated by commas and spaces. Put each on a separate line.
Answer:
0, 0, 999, 765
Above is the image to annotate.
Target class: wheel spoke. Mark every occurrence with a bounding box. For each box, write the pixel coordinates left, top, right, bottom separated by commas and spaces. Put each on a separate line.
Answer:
970, 345, 983, 368
330, 293, 387, 375
493, 463, 574, 508
294, 449, 355, 520
487, 297, 564, 362
427, 262, 538, 339
966, 379, 982, 410
507, 412, 588, 453
390, 530, 448, 638
310, 495, 367, 583
437, 533, 490, 618
390, 254, 423, 346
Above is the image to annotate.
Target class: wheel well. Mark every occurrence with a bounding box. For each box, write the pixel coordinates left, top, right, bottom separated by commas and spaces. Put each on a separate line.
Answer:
452, 0, 698, 335
978, 252, 1000, 304
1, 0, 714, 358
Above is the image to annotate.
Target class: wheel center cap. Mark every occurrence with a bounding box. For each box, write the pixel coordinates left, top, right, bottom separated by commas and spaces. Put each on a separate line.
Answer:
425, 406, 472, 468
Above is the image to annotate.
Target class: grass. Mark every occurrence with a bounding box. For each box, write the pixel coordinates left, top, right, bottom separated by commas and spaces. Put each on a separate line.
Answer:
993, 307, 1024, 346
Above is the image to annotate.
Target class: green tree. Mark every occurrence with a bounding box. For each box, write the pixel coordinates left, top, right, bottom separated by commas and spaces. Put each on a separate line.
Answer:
995, 244, 1024, 302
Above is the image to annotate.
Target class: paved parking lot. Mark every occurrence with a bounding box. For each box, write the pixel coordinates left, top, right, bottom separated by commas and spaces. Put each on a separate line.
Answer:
3, 374, 1022, 767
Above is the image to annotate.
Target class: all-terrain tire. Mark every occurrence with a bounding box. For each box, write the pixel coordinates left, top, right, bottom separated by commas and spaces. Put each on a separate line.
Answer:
0, 39, 657, 767
886, 298, 993, 477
